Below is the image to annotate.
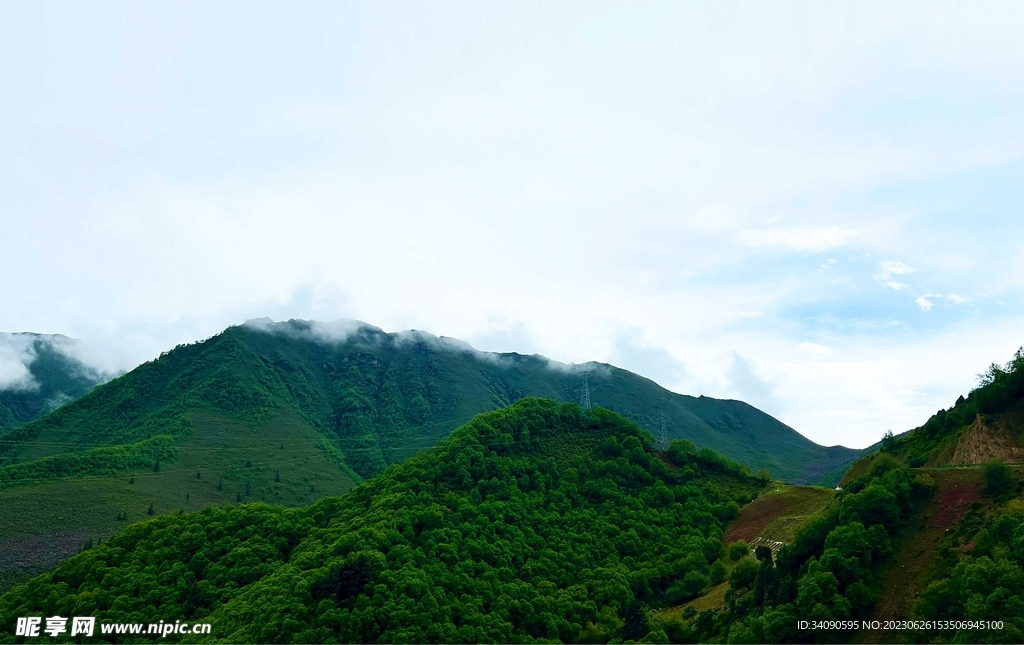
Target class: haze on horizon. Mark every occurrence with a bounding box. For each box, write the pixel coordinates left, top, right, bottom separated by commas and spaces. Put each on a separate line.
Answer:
2, 1, 1023, 449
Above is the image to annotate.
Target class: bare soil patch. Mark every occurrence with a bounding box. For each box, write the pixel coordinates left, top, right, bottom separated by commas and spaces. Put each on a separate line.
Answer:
724, 484, 833, 544
859, 468, 984, 644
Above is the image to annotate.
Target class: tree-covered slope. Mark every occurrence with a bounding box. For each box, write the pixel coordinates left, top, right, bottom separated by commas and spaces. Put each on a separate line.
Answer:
0, 333, 110, 428
1, 320, 861, 484
0, 399, 768, 644
0, 320, 859, 592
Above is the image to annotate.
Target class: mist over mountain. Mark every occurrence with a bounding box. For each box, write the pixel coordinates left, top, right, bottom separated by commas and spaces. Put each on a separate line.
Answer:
228, 318, 866, 484
0, 332, 114, 428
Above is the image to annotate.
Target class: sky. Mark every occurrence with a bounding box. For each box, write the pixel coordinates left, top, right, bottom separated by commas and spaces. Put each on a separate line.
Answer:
2, 1, 1023, 449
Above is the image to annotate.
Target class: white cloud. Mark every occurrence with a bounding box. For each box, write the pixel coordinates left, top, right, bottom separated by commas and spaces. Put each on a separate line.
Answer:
0, 334, 39, 391
0, 333, 116, 392
680, 205, 743, 233
735, 227, 855, 253
876, 261, 919, 280
799, 342, 833, 357
875, 261, 920, 290
913, 293, 971, 312
242, 318, 378, 346
1, 1, 1024, 452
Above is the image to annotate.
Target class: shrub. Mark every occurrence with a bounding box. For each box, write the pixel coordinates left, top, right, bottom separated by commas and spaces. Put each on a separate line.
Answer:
984, 460, 1012, 496
728, 540, 749, 561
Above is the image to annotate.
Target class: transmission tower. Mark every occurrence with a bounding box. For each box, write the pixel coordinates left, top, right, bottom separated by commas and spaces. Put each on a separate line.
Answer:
655, 402, 668, 448
579, 372, 591, 412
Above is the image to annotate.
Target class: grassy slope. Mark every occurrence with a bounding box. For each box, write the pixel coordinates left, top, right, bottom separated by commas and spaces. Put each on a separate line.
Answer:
0, 408, 358, 592
723, 483, 835, 547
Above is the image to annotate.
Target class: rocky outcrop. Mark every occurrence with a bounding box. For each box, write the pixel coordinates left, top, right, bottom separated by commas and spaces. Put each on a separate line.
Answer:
929, 410, 1024, 465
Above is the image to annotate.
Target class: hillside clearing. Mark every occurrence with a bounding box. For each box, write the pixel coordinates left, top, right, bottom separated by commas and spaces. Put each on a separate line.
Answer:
0, 409, 357, 593
858, 467, 986, 644
724, 483, 834, 545
655, 484, 834, 619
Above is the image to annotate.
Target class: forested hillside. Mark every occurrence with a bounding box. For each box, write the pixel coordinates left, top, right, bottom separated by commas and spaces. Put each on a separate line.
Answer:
0, 319, 861, 594
649, 459, 934, 643
0, 320, 862, 484
0, 399, 768, 643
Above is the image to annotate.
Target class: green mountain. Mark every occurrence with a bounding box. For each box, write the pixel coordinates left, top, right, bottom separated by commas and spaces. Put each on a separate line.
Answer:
1, 319, 862, 481
0, 398, 769, 643
0, 319, 862, 592
0, 332, 110, 427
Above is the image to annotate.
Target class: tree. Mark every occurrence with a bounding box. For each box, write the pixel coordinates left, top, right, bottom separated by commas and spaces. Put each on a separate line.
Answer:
275, 470, 281, 483
146, 502, 155, 515
984, 460, 1012, 496
154, 459, 160, 472
729, 558, 759, 590
729, 540, 750, 561
622, 600, 649, 641
880, 430, 895, 452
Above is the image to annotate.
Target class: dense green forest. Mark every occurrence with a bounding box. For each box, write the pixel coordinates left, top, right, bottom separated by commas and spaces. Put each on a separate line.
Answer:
0, 398, 769, 643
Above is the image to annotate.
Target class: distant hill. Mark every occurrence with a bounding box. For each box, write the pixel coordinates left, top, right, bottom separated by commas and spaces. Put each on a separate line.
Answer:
1, 319, 862, 484
0, 332, 111, 427
0, 319, 863, 591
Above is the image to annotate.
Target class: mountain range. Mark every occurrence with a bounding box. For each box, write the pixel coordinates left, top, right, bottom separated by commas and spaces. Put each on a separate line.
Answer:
0, 319, 864, 592
2, 323, 1023, 642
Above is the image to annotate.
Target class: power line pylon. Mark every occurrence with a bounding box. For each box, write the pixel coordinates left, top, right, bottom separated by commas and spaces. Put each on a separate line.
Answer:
580, 371, 591, 412
656, 402, 668, 448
